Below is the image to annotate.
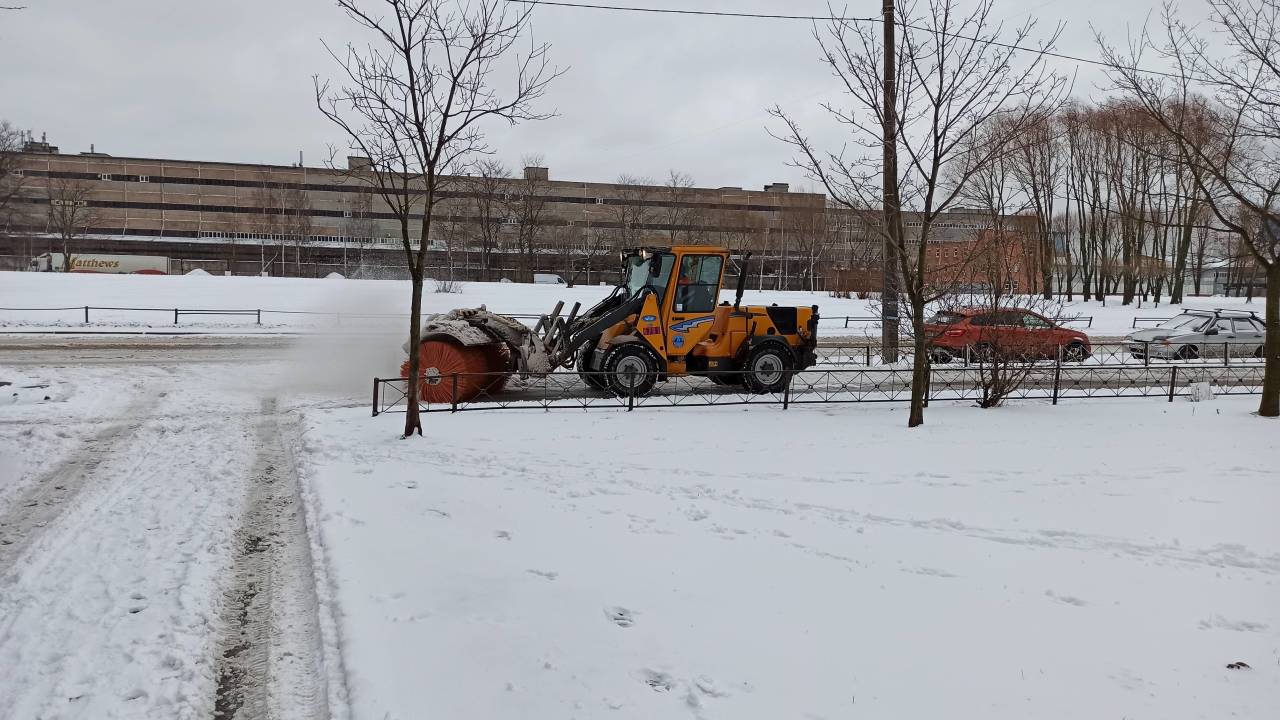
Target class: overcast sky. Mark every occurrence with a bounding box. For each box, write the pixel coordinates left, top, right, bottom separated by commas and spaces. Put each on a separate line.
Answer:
1, 0, 1203, 190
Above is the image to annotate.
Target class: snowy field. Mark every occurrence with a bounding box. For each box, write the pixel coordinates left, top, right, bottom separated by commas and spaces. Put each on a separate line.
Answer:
300, 400, 1280, 720
0, 272, 1277, 719
0, 270, 1267, 338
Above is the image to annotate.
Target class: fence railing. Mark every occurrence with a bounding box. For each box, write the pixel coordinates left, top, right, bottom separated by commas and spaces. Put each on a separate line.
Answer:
372, 362, 1263, 417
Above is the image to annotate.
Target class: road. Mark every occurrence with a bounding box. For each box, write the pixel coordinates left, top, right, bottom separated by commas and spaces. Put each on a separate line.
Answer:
0, 334, 366, 719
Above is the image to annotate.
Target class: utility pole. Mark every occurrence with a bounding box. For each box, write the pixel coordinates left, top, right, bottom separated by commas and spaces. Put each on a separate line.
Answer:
881, 0, 902, 361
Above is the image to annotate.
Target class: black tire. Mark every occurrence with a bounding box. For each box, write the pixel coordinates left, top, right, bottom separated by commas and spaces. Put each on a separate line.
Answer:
1063, 342, 1089, 363
577, 347, 608, 390
1255, 345, 1265, 359
973, 343, 998, 364
603, 344, 659, 397
742, 343, 793, 394
929, 347, 954, 364
1175, 345, 1199, 361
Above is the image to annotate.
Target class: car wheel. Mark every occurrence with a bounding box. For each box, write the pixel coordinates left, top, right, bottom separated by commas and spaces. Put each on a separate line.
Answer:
1063, 342, 1088, 363
742, 343, 792, 394
603, 344, 658, 397
1174, 345, 1199, 361
1256, 345, 1265, 359
929, 347, 954, 364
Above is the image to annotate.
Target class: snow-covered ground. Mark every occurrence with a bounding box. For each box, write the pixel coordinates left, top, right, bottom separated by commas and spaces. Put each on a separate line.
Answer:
297, 399, 1280, 720
0, 271, 1267, 338
1, 272, 1276, 719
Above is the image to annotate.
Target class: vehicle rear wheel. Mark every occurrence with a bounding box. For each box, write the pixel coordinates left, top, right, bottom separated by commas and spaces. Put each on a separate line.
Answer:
1063, 341, 1089, 363
603, 344, 659, 397
929, 347, 954, 364
742, 344, 792, 394
1175, 345, 1199, 361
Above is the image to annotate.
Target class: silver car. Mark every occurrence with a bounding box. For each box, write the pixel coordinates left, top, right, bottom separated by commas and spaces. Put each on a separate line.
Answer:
1126, 309, 1266, 360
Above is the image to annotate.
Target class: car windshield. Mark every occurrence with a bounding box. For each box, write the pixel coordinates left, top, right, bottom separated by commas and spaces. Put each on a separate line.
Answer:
927, 311, 967, 325
622, 253, 675, 299
1158, 313, 1208, 331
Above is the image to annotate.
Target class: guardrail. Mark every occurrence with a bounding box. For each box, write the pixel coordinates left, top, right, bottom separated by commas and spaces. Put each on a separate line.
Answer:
372, 362, 1264, 417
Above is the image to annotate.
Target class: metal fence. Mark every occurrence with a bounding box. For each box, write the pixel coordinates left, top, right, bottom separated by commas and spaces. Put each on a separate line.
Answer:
372, 362, 1264, 417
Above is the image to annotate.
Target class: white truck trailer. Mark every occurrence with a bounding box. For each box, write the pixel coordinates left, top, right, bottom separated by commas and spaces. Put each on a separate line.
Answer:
29, 253, 170, 274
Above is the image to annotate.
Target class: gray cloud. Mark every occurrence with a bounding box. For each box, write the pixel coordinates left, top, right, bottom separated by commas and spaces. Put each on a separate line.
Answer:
1, 0, 1187, 190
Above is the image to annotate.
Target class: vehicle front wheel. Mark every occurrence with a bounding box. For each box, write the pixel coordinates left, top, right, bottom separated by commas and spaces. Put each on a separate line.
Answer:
742, 344, 793, 394
603, 344, 659, 398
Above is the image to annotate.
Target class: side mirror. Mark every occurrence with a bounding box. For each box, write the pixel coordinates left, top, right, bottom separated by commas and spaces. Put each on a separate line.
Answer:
1205, 328, 1219, 336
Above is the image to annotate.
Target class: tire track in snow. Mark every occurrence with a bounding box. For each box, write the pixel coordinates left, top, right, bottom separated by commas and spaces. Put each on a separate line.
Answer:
213, 397, 336, 720
0, 394, 159, 573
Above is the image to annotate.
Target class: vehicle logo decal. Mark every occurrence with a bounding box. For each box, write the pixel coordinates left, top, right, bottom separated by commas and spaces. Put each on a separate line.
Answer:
673, 335, 685, 348
641, 315, 658, 322
670, 315, 713, 332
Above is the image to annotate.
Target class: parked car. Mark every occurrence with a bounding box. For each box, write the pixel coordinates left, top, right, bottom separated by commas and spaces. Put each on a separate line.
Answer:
924, 307, 1092, 363
1125, 309, 1265, 360
533, 273, 565, 284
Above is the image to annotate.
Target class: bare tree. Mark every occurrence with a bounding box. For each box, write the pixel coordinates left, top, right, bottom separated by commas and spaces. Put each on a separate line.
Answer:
0, 121, 25, 242
316, 0, 559, 437
463, 158, 510, 280
46, 178, 100, 271
607, 174, 655, 251
279, 186, 314, 275
771, 0, 1065, 427
512, 154, 548, 281
661, 170, 699, 243
1099, 0, 1280, 416
341, 189, 378, 277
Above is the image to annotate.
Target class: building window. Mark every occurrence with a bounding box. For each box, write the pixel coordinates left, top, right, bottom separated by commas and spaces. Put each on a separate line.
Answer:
594, 197, 605, 205
138, 175, 150, 183
99, 173, 113, 181
12, 169, 22, 178
343, 210, 353, 218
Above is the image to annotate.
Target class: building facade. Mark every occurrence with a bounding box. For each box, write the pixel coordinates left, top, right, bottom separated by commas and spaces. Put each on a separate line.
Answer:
2, 141, 832, 287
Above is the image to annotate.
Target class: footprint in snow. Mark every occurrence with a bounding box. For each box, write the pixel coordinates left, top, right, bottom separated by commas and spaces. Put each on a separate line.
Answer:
605, 606, 636, 628
495, 530, 512, 540
639, 669, 674, 692
1045, 590, 1087, 606
527, 569, 558, 580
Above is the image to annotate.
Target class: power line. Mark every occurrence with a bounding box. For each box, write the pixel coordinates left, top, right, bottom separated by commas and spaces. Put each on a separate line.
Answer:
509, 0, 1193, 82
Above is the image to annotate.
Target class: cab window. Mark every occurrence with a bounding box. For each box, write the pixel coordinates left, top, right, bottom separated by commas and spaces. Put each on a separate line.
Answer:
1020, 313, 1053, 329
673, 255, 723, 314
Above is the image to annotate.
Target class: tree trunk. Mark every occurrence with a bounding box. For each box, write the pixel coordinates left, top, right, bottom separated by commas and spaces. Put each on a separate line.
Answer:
907, 295, 927, 427
404, 271, 425, 437
1171, 218, 1193, 304
1260, 264, 1279, 418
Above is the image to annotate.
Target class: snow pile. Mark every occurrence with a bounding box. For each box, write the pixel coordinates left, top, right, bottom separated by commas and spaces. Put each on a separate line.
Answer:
185, 267, 211, 276
1188, 381, 1216, 402
295, 399, 1280, 720
325, 272, 345, 280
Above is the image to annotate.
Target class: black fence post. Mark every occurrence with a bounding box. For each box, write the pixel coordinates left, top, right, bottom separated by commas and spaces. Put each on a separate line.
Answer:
865, 345, 872, 366
256, 309, 261, 325
1144, 342, 1149, 368
1168, 366, 1178, 402
783, 375, 791, 409
1053, 345, 1062, 406
450, 373, 458, 413
1224, 342, 1230, 367
174, 308, 179, 325
84, 305, 89, 323
372, 378, 380, 417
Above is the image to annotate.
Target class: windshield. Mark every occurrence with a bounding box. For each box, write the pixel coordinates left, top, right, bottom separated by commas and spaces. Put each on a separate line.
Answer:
927, 311, 967, 325
623, 253, 675, 299
1158, 313, 1208, 331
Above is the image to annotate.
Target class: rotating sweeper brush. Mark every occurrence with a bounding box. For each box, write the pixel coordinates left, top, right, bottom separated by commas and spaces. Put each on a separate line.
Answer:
399, 247, 821, 403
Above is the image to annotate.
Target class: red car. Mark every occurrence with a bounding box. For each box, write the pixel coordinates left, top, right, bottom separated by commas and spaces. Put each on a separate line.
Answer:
923, 308, 1091, 363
